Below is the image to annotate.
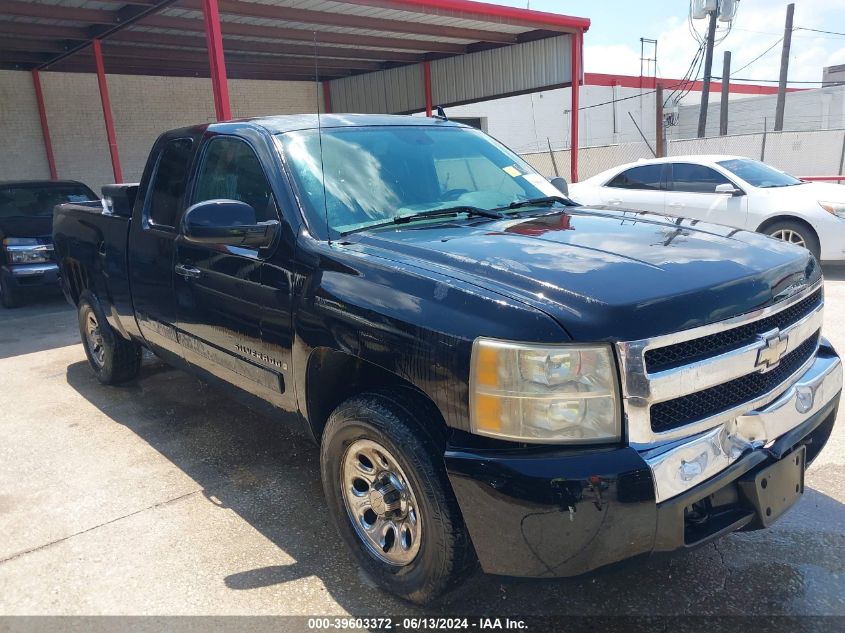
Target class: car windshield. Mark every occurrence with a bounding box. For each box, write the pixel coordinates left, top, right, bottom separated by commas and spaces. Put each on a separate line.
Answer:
279, 125, 563, 237
0, 183, 96, 219
716, 158, 803, 188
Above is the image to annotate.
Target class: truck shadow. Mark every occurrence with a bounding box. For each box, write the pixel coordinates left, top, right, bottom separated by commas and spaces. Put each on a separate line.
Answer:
0, 295, 75, 360
65, 358, 845, 616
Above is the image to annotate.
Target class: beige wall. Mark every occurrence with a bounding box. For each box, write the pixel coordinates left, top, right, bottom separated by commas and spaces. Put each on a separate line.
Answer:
0, 70, 52, 182
0, 70, 319, 193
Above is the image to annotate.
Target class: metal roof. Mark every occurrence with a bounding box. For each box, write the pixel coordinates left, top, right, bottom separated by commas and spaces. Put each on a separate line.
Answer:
0, 0, 590, 81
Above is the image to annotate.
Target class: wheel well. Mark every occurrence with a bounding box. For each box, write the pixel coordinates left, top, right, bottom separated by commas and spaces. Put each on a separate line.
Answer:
304, 348, 446, 442
756, 215, 819, 242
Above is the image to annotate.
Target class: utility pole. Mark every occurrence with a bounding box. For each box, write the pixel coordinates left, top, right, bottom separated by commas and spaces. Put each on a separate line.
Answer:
696, 6, 718, 138
655, 83, 665, 157
719, 51, 731, 136
774, 3, 794, 131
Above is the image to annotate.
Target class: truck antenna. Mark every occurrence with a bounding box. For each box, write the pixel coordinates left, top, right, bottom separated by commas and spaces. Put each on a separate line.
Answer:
313, 31, 331, 245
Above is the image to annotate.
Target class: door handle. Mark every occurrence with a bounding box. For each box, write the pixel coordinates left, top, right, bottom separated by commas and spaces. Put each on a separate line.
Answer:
175, 264, 201, 279
668, 202, 684, 208
607, 198, 622, 205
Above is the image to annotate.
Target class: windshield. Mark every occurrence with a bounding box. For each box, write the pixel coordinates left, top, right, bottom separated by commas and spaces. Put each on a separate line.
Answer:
0, 183, 96, 219
280, 125, 563, 237
717, 158, 803, 188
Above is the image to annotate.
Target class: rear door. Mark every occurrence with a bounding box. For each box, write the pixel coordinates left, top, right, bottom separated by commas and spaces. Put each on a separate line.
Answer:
598, 164, 667, 213
128, 136, 195, 358
665, 162, 748, 228
173, 133, 291, 408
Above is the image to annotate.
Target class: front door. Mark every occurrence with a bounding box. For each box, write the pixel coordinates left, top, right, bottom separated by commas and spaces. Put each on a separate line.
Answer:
173, 134, 291, 408
129, 136, 195, 358
664, 162, 748, 228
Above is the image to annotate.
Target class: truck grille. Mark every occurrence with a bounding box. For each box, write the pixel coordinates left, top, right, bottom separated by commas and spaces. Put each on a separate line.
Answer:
645, 289, 822, 373
650, 332, 820, 432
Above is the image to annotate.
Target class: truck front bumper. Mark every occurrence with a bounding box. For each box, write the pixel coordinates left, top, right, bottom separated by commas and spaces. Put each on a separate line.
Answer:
445, 344, 841, 578
1, 263, 61, 292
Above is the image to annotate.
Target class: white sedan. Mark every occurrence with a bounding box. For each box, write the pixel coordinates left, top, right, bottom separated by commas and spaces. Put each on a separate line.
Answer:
569, 155, 845, 261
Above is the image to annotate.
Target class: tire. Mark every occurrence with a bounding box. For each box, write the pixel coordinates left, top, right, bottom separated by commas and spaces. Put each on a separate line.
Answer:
764, 220, 821, 260
320, 388, 475, 604
0, 276, 21, 309
78, 290, 142, 385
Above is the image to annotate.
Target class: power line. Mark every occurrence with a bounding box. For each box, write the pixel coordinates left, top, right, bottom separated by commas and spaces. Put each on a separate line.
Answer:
731, 36, 784, 75
795, 26, 845, 37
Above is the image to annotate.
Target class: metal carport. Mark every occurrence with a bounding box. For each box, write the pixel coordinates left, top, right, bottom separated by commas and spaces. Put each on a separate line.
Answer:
0, 0, 590, 183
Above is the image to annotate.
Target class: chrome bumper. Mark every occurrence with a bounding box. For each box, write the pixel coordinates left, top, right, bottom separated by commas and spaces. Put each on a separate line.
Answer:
8, 262, 59, 277
645, 345, 842, 503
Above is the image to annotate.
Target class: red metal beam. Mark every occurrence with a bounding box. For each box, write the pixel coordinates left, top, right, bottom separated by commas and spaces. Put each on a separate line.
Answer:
201, 0, 231, 121
92, 40, 123, 183
31, 70, 57, 181
322, 81, 332, 114
333, 0, 590, 33
423, 61, 432, 117
570, 31, 580, 184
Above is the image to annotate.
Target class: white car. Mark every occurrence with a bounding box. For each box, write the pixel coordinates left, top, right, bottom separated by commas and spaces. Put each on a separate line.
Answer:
569, 155, 845, 261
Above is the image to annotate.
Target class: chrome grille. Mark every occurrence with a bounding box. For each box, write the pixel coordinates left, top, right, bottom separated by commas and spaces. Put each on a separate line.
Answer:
650, 332, 820, 432
644, 289, 822, 373
617, 281, 825, 447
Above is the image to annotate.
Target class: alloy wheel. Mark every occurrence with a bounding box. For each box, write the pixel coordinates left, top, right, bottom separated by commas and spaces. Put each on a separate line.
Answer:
771, 229, 806, 248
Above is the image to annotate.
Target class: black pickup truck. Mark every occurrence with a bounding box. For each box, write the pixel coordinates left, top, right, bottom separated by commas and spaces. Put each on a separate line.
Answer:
53, 115, 841, 604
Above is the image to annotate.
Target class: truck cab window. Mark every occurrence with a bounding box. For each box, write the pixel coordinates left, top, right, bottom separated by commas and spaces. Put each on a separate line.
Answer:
194, 137, 278, 222
147, 138, 193, 228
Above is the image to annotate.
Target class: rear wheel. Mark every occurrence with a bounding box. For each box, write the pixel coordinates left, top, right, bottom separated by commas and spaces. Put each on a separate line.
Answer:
765, 220, 821, 260
78, 291, 142, 384
0, 276, 21, 309
320, 389, 475, 604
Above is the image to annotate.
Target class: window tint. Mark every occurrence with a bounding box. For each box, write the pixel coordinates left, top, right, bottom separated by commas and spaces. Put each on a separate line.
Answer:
0, 183, 96, 219
670, 163, 732, 193
606, 165, 663, 190
147, 138, 193, 228
194, 137, 277, 222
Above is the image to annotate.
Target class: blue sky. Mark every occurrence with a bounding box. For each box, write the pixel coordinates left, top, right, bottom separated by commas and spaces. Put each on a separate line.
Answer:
472, 1, 845, 85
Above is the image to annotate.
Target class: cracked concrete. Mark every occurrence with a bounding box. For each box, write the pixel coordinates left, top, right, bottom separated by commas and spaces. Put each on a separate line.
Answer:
0, 266, 844, 616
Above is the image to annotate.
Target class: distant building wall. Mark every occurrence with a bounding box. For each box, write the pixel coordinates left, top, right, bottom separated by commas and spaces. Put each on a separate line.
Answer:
0, 70, 317, 192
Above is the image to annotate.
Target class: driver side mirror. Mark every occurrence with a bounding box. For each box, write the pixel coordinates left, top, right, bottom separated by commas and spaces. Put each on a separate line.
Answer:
715, 183, 744, 196
182, 199, 278, 248
548, 176, 569, 196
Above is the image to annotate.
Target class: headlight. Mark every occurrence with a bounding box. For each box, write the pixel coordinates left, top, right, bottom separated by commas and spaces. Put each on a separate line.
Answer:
819, 201, 845, 219
3, 238, 52, 264
469, 338, 621, 444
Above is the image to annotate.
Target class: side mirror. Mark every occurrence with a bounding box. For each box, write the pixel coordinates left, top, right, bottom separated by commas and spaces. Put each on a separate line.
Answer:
715, 183, 744, 196
182, 199, 278, 248
549, 176, 569, 196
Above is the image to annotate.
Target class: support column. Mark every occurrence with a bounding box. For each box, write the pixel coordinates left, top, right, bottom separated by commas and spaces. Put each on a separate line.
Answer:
93, 39, 123, 184
31, 70, 57, 181
423, 61, 433, 117
322, 80, 332, 114
570, 31, 581, 183
201, 0, 232, 121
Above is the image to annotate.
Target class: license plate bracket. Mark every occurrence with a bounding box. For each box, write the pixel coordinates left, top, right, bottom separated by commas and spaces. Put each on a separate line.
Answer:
738, 445, 806, 529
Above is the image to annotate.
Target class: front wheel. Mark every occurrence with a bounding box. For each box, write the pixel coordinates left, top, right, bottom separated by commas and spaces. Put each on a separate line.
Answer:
78, 291, 142, 385
765, 220, 821, 260
320, 389, 475, 604
0, 276, 21, 309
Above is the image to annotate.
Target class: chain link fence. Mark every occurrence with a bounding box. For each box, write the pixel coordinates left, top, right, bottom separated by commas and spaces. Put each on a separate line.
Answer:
519, 129, 845, 181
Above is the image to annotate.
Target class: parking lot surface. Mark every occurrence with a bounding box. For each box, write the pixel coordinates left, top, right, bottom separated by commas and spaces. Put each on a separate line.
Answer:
1, 269, 844, 617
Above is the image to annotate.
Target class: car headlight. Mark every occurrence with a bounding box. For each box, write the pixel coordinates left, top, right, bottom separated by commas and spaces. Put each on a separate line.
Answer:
469, 338, 621, 444
819, 201, 845, 219
3, 237, 52, 264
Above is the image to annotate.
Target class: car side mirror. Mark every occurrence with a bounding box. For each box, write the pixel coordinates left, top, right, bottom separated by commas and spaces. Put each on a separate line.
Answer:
715, 183, 744, 196
548, 176, 569, 195
182, 199, 278, 248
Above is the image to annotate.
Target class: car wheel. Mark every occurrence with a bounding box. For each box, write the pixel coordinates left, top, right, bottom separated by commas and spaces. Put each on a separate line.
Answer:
320, 388, 475, 604
78, 290, 142, 385
765, 221, 821, 260
0, 276, 21, 309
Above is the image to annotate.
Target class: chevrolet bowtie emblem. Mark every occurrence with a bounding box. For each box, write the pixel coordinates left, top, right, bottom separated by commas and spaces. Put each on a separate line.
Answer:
756, 329, 789, 371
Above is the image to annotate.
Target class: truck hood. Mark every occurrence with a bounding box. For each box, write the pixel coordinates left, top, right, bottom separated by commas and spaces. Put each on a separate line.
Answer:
346, 207, 820, 341
0, 216, 53, 241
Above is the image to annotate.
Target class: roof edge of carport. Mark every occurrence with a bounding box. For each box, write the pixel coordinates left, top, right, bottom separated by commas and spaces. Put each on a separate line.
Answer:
366, 0, 591, 32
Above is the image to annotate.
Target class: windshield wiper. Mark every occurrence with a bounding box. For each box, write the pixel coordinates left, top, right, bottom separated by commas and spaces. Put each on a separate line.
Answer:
494, 196, 575, 212
392, 205, 504, 225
